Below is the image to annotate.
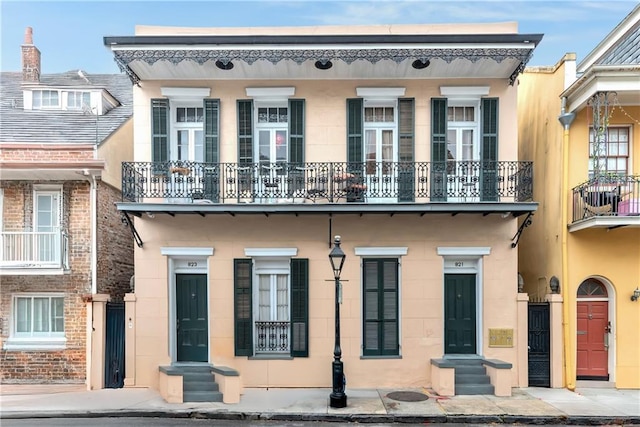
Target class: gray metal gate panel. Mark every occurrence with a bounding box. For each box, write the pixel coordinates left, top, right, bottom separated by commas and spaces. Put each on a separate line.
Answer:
528, 302, 550, 387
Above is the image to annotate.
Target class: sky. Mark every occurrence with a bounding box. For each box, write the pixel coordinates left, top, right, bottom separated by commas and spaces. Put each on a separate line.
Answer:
1, 0, 638, 75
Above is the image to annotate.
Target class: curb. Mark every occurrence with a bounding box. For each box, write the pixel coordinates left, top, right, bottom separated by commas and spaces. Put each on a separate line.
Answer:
2, 410, 640, 425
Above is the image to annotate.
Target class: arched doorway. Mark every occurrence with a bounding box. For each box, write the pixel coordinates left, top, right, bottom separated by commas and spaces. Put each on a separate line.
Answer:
576, 279, 610, 380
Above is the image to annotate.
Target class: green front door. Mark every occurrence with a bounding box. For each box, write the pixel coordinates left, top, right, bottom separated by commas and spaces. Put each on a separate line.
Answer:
176, 274, 208, 362
444, 274, 476, 354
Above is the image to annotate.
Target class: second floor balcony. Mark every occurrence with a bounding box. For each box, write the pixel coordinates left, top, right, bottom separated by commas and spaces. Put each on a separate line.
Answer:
0, 230, 69, 274
122, 161, 534, 212
570, 175, 640, 231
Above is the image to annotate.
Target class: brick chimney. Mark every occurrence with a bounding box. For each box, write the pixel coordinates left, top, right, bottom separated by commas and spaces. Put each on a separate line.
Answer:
21, 27, 41, 82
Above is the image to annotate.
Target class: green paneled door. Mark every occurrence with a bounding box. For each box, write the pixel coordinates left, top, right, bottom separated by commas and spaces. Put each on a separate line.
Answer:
444, 274, 476, 354
176, 274, 208, 362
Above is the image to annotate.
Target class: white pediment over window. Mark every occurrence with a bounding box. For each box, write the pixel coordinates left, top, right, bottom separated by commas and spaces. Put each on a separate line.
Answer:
440, 86, 490, 99
160, 87, 211, 99
245, 87, 295, 101
356, 87, 406, 99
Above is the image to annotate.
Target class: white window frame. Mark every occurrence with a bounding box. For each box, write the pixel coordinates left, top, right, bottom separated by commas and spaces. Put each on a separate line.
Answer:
65, 91, 92, 110
245, 247, 297, 356
589, 125, 632, 177
32, 89, 61, 109
171, 101, 205, 162
4, 293, 67, 351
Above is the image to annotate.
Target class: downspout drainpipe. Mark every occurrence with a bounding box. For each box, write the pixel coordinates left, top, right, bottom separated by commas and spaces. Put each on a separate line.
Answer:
558, 97, 575, 391
91, 174, 97, 295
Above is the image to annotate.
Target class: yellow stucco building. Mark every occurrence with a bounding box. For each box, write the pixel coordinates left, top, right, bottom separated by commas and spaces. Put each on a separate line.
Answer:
518, 4, 640, 390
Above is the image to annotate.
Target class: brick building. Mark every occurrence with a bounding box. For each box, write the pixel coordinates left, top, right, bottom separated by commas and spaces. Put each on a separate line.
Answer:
0, 27, 134, 386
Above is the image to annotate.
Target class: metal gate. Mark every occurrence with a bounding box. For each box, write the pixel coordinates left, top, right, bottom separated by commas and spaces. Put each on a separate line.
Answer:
105, 302, 125, 388
528, 302, 550, 387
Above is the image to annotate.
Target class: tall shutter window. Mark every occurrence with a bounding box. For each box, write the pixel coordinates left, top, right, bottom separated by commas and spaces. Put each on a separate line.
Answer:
289, 99, 305, 165
203, 99, 220, 202
290, 258, 309, 357
151, 99, 169, 166
363, 258, 399, 356
398, 98, 415, 202
346, 98, 363, 170
203, 99, 220, 163
237, 100, 253, 165
430, 98, 447, 201
481, 98, 499, 202
234, 259, 253, 356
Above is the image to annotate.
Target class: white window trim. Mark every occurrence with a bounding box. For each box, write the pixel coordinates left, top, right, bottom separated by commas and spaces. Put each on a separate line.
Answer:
244, 248, 297, 257
354, 247, 408, 256
5, 293, 67, 351
440, 86, 490, 99
246, 87, 295, 101
161, 87, 211, 100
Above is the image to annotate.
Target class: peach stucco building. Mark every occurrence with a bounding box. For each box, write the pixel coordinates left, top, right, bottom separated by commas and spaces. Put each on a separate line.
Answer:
105, 22, 541, 402
518, 5, 640, 390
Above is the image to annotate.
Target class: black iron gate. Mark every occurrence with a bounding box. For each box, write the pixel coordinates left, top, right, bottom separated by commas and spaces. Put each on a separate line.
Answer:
105, 302, 125, 388
528, 302, 550, 387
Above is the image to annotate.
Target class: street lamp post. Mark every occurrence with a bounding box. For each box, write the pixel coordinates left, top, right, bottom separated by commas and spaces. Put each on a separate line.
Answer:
328, 235, 347, 408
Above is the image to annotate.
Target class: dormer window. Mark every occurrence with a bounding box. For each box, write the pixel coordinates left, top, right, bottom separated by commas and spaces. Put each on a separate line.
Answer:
32, 90, 60, 109
66, 91, 91, 110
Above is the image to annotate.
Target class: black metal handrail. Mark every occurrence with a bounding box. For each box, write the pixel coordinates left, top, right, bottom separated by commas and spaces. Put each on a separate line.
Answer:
572, 174, 640, 222
121, 160, 533, 204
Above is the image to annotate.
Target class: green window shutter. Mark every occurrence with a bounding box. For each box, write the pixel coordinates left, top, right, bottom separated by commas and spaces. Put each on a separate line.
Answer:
203, 99, 220, 163
203, 99, 220, 203
289, 99, 305, 165
151, 99, 169, 165
290, 258, 309, 357
237, 100, 253, 165
398, 98, 415, 202
346, 98, 363, 167
430, 98, 447, 201
363, 258, 399, 356
481, 98, 499, 202
234, 259, 253, 356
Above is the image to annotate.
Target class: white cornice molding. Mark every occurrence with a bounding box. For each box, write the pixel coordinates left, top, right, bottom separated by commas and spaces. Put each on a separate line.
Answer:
160, 87, 211, 99
161, 247, 214, 257
245, 87, 295, 100
437, 247, 491, 257
440, 86, 490, 98
354, 247, 408, 256
356, 87, 406, 98
244, 248, 298, 257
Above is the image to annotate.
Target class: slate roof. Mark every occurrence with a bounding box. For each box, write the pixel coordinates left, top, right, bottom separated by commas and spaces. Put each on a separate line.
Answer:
0, 71, 132, 144
598, 20, 640, 65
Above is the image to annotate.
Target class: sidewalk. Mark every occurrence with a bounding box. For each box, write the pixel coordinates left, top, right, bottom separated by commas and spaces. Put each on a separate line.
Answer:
1, 384, 639, 424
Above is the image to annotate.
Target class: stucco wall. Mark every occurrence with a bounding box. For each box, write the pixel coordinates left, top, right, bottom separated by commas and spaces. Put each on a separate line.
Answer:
130, 214, 521, 389
131, 79, 519, 165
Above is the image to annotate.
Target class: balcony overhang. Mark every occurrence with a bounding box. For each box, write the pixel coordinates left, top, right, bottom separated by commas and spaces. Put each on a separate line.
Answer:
0, 161, 104, 180
562, 65, 640, 112
104, 33, 542, 85
117, 201, 537, 217
569, 216, 640, 232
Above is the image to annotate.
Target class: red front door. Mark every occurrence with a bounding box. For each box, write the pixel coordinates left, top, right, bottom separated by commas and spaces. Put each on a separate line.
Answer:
576, 301, 609, 379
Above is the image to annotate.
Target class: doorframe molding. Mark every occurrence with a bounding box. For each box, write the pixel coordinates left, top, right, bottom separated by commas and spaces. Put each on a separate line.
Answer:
162, 247, 214, 363
576, 275, 616, 384
438, 246, 491, 355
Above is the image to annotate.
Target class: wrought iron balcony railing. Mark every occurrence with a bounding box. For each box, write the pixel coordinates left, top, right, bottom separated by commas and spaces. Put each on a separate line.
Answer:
0, 230, 69, 270
572, 175, 640, 222
122, 161, 533, 204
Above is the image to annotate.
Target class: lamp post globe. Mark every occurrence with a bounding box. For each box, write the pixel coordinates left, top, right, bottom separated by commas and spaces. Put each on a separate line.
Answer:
328, 235, 347, 408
